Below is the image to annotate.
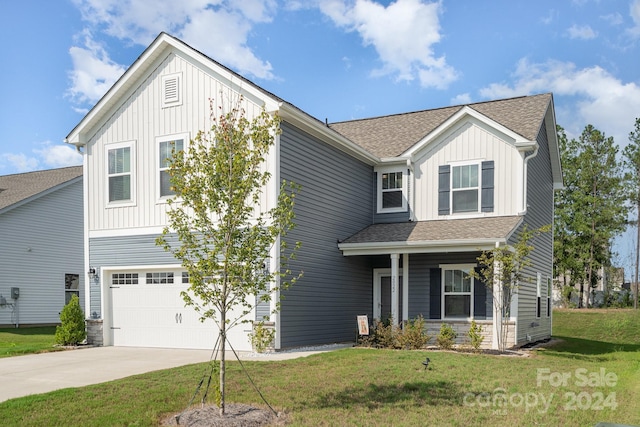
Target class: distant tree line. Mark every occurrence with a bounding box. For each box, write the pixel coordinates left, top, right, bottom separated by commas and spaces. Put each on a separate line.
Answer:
553, 118, 640, 309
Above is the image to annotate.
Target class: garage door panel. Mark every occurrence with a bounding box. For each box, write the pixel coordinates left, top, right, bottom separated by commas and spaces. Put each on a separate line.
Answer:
110, 280, 252, 350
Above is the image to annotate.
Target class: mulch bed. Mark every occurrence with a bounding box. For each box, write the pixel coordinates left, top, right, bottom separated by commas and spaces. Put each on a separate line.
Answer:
162, 403, 289, 427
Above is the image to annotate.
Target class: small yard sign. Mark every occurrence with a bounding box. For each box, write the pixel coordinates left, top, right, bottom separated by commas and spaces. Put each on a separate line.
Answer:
357, 315, 369, 335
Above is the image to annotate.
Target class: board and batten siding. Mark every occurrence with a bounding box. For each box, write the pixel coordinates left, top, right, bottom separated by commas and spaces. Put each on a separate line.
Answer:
0, 179, 84, 326
510, 121, 555, 345
85, 49, 275, 233
278, 121, 374, 348
413, 119, 524, 220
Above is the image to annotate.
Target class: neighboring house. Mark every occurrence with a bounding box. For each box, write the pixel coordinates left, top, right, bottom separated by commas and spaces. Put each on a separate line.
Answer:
0, 166, 84, 327
66, 33, 562, 351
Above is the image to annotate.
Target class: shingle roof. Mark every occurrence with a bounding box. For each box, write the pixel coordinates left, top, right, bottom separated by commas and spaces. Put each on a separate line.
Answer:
341, 216, 522, 245
329, 93, 551, 158
0, 166, 83, 212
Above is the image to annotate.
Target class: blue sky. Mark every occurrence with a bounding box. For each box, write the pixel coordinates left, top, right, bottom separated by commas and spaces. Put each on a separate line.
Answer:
1, 0, 640, 268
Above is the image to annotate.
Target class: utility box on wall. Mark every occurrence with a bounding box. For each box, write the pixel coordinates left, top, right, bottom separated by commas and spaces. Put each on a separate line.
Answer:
10, 287, 19, 300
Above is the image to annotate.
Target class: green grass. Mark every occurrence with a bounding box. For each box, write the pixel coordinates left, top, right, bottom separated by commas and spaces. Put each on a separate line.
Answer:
1, 310, 639, 426
0, 327, 59, 358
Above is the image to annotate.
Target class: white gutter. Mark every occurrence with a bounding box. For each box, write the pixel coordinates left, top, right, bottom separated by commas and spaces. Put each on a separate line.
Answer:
519, 145, 539, 214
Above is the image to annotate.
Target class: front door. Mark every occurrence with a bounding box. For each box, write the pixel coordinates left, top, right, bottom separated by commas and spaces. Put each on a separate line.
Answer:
374, 269, 403, 322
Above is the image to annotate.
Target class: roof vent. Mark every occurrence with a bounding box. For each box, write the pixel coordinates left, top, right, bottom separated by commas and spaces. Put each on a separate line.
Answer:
162, 73, 182, 108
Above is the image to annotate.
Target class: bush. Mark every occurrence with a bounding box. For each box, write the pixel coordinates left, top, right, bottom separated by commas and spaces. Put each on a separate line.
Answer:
436, 323, 457, 350
396, 315, 430, 349
55, 295, 86, 346
359, 316, 430, 349
468, 320, 484, 352
249, 321, 275, 353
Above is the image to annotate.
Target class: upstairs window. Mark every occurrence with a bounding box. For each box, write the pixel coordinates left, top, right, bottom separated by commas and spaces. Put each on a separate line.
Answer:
452, 164, 479, 213
376, 168, 407, 213
438, 161, 494, 215
106, 142, 135, 204
158, 136, 185, 198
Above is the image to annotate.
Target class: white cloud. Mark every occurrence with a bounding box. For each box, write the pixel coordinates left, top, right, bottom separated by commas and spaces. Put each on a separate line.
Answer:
1, 153, 39, 173
450, 93, 471, 105
566, 24, 597, 40
69, 0, 277, 101
319, 0, 458, 89
540, 9, 559, 25
1, 142, 82, 174
601, 12, 623, 26
66, 30, 126, 105
479, 58, 640, 147
34, 143, 83, 168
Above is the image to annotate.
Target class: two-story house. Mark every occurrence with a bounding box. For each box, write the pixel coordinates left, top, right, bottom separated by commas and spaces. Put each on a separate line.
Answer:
66, 33, 562, 351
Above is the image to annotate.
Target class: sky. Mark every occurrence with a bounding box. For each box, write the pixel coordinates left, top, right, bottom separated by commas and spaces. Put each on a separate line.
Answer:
1, 0, 640, 271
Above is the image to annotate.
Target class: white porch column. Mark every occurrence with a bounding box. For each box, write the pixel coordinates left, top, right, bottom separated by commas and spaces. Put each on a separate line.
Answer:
403, 253, 409, 322
390, 253, 400, 325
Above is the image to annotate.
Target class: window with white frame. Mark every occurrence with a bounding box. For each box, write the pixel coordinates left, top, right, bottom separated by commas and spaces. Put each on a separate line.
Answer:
442, 266, 474, 318
536, 273, 542, 318
158, 136, 185, 198
451, 163, 479, 213
107, 142, 134, 203
112, 273, 139, 285
376, 168, 407, 213
64, 274, 79, 305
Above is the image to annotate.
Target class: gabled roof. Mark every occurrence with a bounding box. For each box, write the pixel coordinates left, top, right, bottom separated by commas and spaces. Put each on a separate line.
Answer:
329, 93, 552, 158
0, 166, 83, 214
338, 216, 523, 256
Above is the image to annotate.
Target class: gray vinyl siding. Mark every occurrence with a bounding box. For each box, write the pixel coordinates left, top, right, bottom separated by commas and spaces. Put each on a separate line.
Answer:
279, 121, 374, 348
88, 234, 179, 316
510, 121, 555, 345
0, 179, 84, 326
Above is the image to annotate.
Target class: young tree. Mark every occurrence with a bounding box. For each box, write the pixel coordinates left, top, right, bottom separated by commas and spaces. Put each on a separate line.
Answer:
554, 125, 628, 307
623, 117, 640, 310
471, 226, 548, 352
156, 97, 300, 415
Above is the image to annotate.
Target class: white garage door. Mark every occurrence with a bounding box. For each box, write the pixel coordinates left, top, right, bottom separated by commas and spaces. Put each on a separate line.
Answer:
109, 271, 252, 351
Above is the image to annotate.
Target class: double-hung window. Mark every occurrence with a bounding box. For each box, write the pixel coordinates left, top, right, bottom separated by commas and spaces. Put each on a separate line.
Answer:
438, 161, 494, 215
158, 135, 186, 198
536, 273, 542, 318
442, 266, 474, 318
376, 167, 407, 213
452, 164, 479, 213
107, 141, 135, 204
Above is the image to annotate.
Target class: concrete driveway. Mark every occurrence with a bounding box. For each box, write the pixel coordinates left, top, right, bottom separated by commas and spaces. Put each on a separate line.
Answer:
0, 344, 350, 403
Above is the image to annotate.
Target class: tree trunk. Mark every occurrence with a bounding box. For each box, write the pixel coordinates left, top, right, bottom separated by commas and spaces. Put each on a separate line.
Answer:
219, 287, 227, 416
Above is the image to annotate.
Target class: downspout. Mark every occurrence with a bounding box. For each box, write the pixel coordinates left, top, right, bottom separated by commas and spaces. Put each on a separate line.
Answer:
520, 146, 539, 214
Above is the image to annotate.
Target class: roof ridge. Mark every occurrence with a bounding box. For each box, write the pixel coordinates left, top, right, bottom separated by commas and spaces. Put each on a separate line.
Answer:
0, 164, 82, 179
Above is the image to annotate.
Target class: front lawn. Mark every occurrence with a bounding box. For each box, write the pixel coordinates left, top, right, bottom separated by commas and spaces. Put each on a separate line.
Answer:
0, 327, 58, 358
0, 310, 639, 426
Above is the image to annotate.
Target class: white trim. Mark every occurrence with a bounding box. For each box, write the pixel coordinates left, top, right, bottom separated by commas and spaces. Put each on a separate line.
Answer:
340, 239, 501, 256
403, 106, 533, 158
83, 151, 91, 318
375, 165, 408, 214
440, 264, 475, 320
156, 132, 189, 202
89, 226, 167, 238
105, 140, 136, 208
402, 254, 409, 322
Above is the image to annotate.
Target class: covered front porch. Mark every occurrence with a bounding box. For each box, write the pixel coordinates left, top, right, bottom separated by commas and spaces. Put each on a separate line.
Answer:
339, 216, 523, 350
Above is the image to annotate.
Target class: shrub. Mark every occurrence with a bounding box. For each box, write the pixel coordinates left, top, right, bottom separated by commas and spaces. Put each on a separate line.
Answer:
436, 323, 457, 350
249, 321, 275, 353
468, 320, 484, 352
55, 295, 86, 346
396, 315, 430, 349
